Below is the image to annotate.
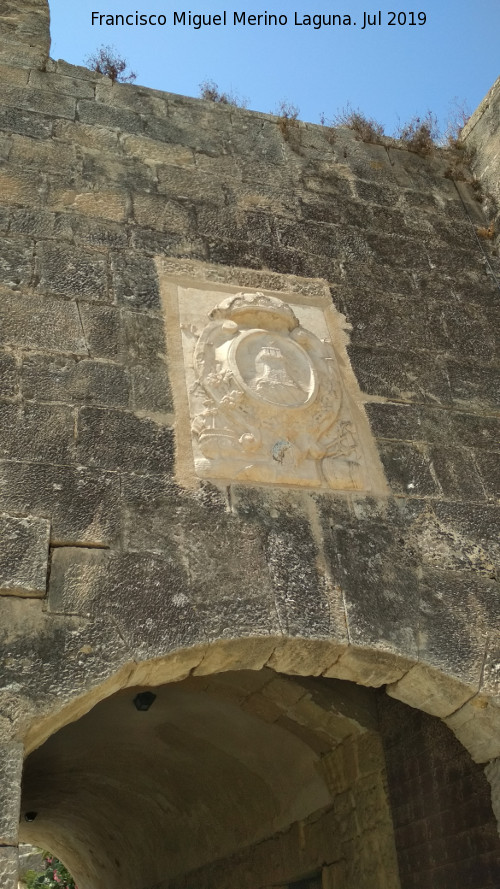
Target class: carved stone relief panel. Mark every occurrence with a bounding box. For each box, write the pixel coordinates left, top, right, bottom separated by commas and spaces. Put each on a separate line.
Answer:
159, 263, 387, 494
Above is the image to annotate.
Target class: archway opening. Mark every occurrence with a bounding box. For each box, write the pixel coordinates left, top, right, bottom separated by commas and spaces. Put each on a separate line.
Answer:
20, 669, 395, 889
20, 667, 500, 889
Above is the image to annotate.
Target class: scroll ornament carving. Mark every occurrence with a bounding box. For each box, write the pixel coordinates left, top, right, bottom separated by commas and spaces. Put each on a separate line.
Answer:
185, 293, 364, 489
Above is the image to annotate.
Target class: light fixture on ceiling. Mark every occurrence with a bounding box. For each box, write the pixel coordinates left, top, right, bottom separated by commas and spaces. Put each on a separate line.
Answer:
133, 691, 156, 711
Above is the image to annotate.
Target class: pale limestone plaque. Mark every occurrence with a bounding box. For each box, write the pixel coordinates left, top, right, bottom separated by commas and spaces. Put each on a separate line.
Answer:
159, 263, 387, 494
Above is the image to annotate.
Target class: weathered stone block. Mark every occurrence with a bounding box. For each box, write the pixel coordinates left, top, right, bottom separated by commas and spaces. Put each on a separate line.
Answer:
277, 218, 352, 259
129, 226, 206, 260
323, 515, 420, 655
428, 445, 486, 501
348, 345, 452, 404
0, 134, 11, 163
448, 361, 500, 412
0, 289, 87, 354
433, 501, 500, 571
366, 402, 454, 445
449, 411, 500, 452
129, 361, 172, 413
0, 65, 30, 88
0, 462, 120, 546
77, 406, 174, 474
445, 696, 500, 762
325, 645, 411, 686
8, 207, 57, 237
55, 60, 99, 82
78, 305, 167, 362
21, 355, 130, 408
48, 187, 127, 223
0, 513, 49, 597
68, 215, 128, 249
95, 79, 168, 117
77, 99, 144, 134
1, 83, 75, 119
144, 113, 221, 157
28, 69, 95, 99
231, 486, 343, 639
0, 236, 33, 288
49, 548, 202, 660
0, 166, 45, 206
0, 846, 18, 889
133, 193, 192, 234
0, 403, 75, 465
121, 479, 277, 637
474, 451, 500, 500
78, 303, 120, 359
300, 195, 367, 229
379, 441, 439, 497
52, 119, 119, 153
0, 741, 22, 844
110, 251, 160, 312
417, 569, 498, 686
84, 147, 152, 185
8, 134, 81, 174
157, 164, 227, 204
433, 301, 497, 362
0, 39, 46, 71
122, 134, 194, 166
47, 546, 111, 613
341, 290, 437, 352
339, 258, 414, 298
36, 241, 109, 302
0, 352, 17, 398
387, 662, 475, 719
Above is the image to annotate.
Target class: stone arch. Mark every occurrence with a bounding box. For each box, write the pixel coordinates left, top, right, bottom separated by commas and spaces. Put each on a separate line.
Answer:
18, 634, 500, 764
16, 636, 500, 889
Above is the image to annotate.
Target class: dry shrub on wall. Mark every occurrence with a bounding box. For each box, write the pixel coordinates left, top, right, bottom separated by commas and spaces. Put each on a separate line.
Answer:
274, 100, 301, 148
330, 104, 385, 143
85, 45, 137, 82
396, 111, 439, 155
199, 79, 248, 108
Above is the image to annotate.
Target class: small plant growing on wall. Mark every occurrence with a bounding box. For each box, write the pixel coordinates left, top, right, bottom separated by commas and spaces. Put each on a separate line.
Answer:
85, 45, 136, 83
274, 100, 301, 149
198, 79, 248, 108
444, 98, 471, 147
330, 104, 385, 143
25, 852, 77, 889
396, 111, 439, 155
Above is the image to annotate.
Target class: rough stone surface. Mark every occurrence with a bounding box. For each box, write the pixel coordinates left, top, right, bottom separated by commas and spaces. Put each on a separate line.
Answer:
464, 75, 500, 211
0, 741, 23, 843
0, 288, 87, 354
0, 847, 18, 889
0, 462, 120, 545
380, 695, 500, 889
76, 406, 174, 474
0, 513, 49, 596
485, 758, 500, 837
0, 5, 500, 886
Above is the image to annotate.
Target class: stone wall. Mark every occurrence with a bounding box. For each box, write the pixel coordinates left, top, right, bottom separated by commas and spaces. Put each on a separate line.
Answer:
379, 695, 500, 889
464, 75, 500, 214
0, 2, 500, 887
167, 732, 400, 889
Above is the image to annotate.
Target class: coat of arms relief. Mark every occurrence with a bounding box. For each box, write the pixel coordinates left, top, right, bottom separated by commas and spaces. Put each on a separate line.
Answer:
182, 292, 366, 490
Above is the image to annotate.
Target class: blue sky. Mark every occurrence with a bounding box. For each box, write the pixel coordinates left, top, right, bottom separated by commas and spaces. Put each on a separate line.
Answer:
48, 0, 499, 133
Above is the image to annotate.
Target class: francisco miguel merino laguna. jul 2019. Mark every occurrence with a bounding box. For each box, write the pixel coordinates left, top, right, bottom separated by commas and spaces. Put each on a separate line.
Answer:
91, 10, 428, 30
